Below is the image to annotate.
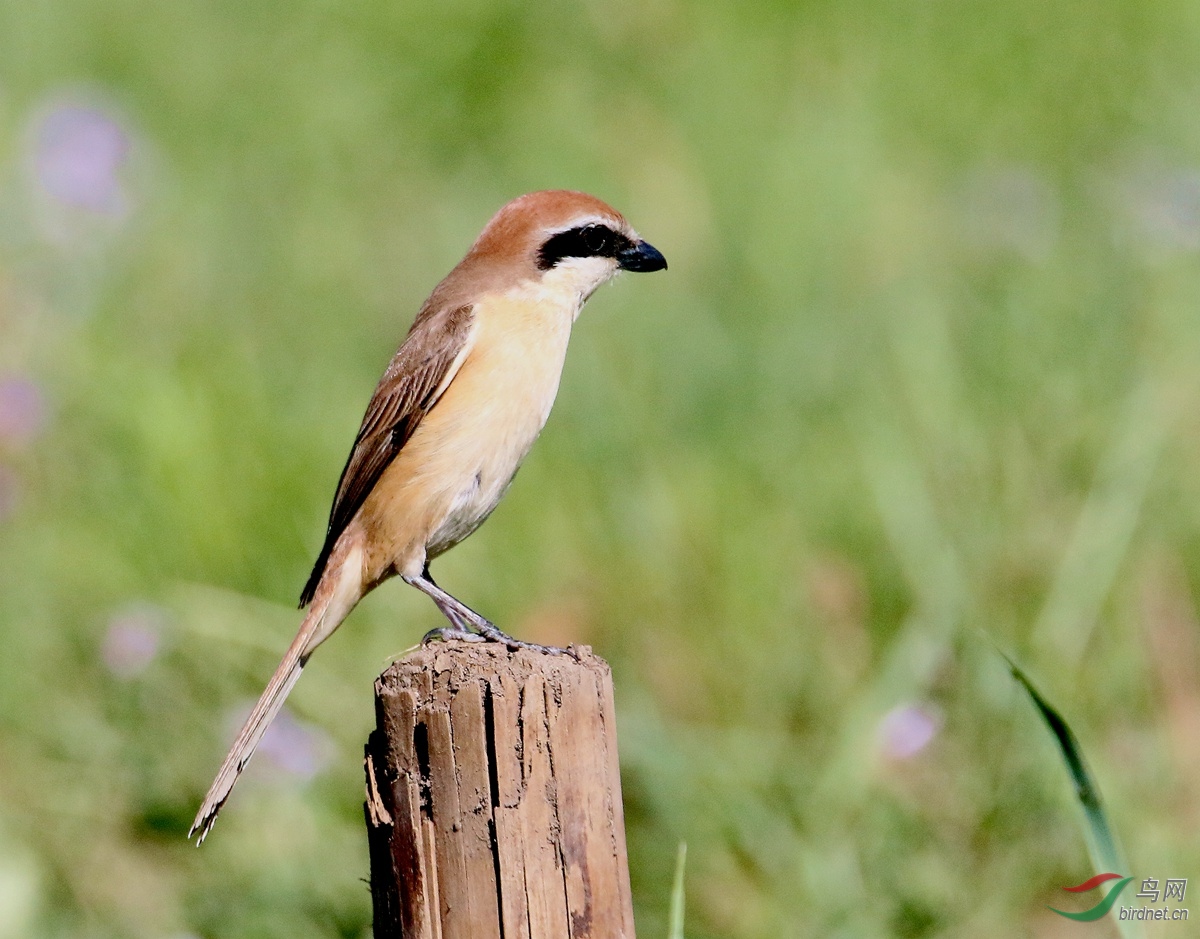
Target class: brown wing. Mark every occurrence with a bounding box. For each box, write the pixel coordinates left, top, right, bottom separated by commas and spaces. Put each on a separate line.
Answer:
299, 303, 476, 606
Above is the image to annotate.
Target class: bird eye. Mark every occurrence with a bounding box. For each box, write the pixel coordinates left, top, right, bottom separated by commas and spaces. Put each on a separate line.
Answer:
536, 223, 624, 269
581, 225, 609, 254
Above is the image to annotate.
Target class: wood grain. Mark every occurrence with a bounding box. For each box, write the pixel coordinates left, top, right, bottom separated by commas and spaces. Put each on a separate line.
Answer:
365, 642, 636, 939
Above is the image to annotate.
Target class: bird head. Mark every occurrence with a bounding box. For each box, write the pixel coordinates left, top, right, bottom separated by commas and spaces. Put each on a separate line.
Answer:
458, 190, 667, 309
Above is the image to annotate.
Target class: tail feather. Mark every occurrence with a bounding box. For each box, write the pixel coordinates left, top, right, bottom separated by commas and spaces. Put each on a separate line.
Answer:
189, 629, 309, 844
190, 545, 363, 844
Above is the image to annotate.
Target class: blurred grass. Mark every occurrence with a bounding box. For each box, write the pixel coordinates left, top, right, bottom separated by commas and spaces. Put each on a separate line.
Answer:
2, 0, 1200, 937
669, 842, 688, 939
1008, 658, 1138, 937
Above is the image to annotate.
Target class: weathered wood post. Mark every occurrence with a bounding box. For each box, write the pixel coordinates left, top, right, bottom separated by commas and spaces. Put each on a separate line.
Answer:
364, 641, 636, 939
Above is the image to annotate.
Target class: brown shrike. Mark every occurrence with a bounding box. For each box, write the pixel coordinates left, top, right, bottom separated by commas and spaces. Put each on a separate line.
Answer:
190, 190, 666, 842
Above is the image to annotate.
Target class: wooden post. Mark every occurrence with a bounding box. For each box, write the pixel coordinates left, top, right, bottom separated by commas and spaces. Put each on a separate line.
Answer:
364, 641, 636, 939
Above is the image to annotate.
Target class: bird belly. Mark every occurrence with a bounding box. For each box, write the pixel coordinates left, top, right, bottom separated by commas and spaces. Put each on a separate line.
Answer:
424, 467, 507, 558
358, 295, 574, 580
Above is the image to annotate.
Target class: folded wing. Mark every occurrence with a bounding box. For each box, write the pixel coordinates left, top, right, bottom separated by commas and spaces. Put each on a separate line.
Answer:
300, 303, 476, 606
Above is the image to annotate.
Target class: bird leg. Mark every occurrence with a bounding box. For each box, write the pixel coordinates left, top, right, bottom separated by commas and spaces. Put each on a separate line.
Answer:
420, 596, 484, 645
405, 570, 576, 657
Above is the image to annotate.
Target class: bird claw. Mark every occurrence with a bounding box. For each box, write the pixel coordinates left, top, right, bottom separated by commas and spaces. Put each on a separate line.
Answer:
421, 623, 579, 659
471, 621, 579, 659
421, 626, 485, 645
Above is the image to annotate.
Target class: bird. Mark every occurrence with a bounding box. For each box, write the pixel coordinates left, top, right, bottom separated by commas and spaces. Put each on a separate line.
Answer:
190, 190, 667, 843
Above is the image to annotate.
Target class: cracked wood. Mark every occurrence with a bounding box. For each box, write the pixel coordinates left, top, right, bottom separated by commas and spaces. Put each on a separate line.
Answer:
365, 642, 636, 939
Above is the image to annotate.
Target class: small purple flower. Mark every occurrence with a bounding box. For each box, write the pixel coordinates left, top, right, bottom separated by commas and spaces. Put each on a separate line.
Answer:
960, 165, 1059, 261
1119, 163, 1200, 256
260, 710, 334, 780
225, 706, 333, 782
33, 104, 130, 215
102, 603, 165, 678
878, 703, 943, 761
0, 465, 18, 522
0, 376, 47, 449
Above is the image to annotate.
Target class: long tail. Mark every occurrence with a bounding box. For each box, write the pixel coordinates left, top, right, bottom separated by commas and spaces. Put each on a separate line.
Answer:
190, 546, 362, 844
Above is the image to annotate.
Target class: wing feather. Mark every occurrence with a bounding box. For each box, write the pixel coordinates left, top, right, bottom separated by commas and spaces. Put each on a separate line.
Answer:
299, 303, 475, 606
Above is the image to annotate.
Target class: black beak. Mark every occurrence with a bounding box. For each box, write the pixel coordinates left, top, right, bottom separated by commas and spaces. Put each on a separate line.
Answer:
617, 239, 667, 272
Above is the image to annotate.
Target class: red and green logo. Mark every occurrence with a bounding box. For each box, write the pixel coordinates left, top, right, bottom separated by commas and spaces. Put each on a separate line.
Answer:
1049, 873, 1133, 922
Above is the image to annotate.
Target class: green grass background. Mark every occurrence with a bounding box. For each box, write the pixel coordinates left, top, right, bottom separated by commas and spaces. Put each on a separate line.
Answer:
2, 1, 1200, 936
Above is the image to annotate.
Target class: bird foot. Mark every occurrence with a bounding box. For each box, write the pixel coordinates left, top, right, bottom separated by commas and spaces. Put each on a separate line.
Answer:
409, 572, 580, 658
472, 619, 580, 658
422, 621, 579, 659
421, 626, 485, 645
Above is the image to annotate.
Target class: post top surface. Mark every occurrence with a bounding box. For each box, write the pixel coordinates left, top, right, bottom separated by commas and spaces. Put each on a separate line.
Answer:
376, 640, 609, 696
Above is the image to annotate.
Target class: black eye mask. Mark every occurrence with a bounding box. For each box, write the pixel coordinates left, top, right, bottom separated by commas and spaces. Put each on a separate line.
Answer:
537, 224, 631, 270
